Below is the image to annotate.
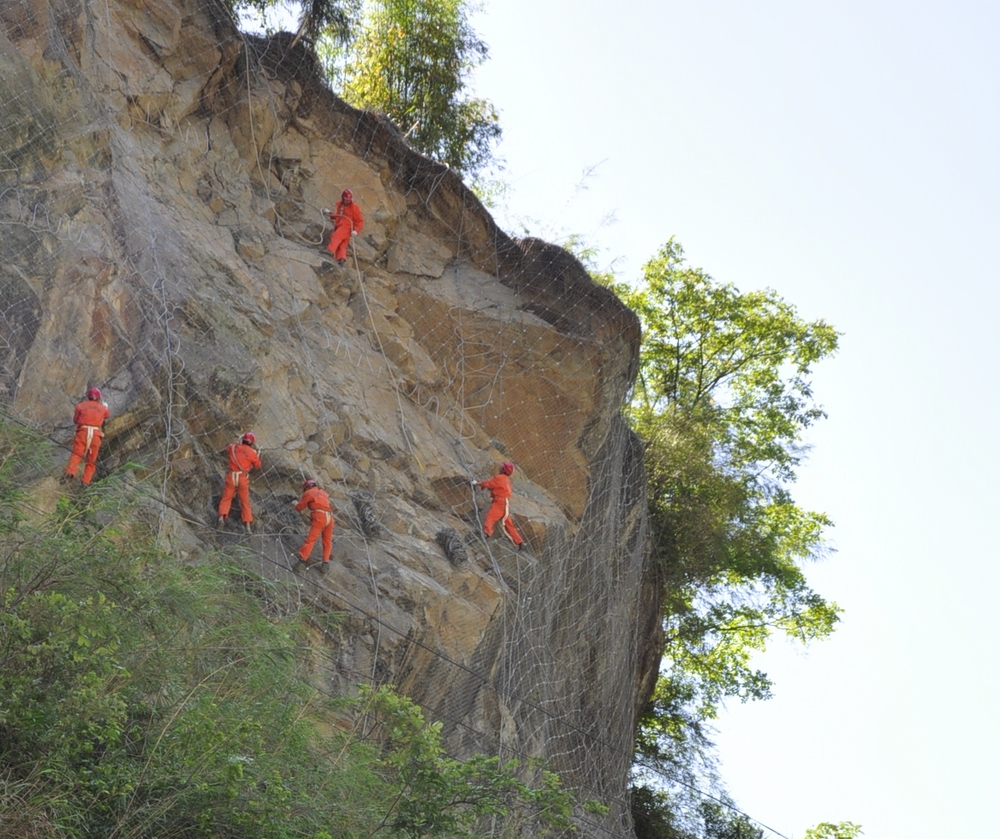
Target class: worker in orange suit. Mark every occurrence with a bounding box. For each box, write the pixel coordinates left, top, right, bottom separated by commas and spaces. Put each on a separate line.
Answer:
323, 188, 364, 266
217, 432, 262, 533
62, 387, 111, 485
473, 461, 525, 550
293, 478, 334, 572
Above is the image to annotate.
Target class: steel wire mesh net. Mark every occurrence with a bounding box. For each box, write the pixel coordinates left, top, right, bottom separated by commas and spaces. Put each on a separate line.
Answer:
0, 2, 660, 836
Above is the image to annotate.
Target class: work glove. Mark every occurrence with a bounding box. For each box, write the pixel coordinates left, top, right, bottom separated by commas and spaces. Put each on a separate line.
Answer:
471, 480, 478, 487
351, 230, 357, 236
321, 208, 331, 215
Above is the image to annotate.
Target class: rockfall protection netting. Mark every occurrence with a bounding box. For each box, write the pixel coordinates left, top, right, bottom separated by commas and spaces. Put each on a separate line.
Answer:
0, 1, 671, 836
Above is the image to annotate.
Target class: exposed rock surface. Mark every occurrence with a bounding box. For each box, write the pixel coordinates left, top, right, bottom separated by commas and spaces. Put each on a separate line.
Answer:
0, 0, 662, 831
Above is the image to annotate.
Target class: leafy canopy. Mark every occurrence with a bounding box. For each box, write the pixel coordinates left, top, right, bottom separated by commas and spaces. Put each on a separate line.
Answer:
592, 240, 842, 834
227, 0, 359, 42
226, 0, 502, 178
321, 0, 501, 176
620, 238, 839, 489
607, 239, 842, 693
631, 784, 766, 839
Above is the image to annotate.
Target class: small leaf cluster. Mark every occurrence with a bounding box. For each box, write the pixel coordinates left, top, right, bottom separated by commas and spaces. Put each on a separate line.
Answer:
804, 822, 864, 839
631, 785, 764, 839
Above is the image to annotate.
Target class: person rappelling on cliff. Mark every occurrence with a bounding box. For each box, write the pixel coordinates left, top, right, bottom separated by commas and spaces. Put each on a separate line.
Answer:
472, 461, 526, 550
217, 432, 261, 534
322, 188, 364, 266
61, 387, 110, 485
293, 478, 334, 573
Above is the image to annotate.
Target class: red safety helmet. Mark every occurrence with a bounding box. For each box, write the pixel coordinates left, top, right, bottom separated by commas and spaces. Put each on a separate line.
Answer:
86, 387, 101, 400
242, 431, 256, 445
303, 478, 318, 490
500, 461, 514, 476
341, 188, 353, 201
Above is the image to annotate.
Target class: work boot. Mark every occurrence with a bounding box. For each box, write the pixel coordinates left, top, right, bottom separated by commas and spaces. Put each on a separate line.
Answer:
217, 515, 226, 530
337, 258, 346, 266
293, 558, 307, 574
518, 543, 526, 552
320, 561, 330, 574
60, 473, 74, 484
244, 521, 252, 534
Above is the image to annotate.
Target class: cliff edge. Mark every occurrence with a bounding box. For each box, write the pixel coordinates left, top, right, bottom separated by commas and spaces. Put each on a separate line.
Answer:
0, 0, 662, 831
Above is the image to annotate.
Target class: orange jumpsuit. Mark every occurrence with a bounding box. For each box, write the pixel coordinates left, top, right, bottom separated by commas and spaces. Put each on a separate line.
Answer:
218, 441, 262, 524
326, 199, 364, 262
65, 399, 111, 484
477, 473, 524, 546
295, 486, 334, 563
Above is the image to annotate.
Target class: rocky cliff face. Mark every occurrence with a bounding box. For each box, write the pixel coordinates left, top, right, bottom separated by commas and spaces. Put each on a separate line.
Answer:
0, 0, 662, 830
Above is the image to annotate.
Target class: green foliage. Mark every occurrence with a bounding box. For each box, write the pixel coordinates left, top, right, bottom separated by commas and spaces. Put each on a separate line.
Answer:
227, 0, 359, 42
804, 822, 863, 839
631, 785, 764, 839
0, 420, 579, 839
617, 239, 839, 486
322, 0, 501, 176
355, 685, 575, 839
631, 783, 688, 839
469, 170, 511, 211
592, 241, 842, 832
699, 802, 764, 839
0, 417, 46, 531
606, 240, 841, 718
227, 0, 502, 179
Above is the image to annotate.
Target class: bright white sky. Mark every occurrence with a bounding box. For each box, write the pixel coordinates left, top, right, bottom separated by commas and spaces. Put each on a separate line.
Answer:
467, 1, 999, 838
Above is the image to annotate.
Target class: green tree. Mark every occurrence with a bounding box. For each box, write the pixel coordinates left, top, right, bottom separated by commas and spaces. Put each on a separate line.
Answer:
323, 0, 501, 176
611, 237, 841, 706
227, 0, 359, 43
595, 240, 841, 829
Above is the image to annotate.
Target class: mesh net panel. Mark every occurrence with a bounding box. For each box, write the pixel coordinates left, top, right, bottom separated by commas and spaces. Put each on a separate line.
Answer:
0, 1, 664, 836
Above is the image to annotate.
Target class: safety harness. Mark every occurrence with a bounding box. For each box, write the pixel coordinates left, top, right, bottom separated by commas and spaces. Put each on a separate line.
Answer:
500, 499, 518, 545
227, 443, 255, 485
81, 425, 101, 452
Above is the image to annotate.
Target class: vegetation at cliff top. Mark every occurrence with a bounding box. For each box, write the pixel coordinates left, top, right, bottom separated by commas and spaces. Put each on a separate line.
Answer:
322, 0, 501, 178
227, 0, 501, 178
0, 421, 574, 839
229, 0, 359, 44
